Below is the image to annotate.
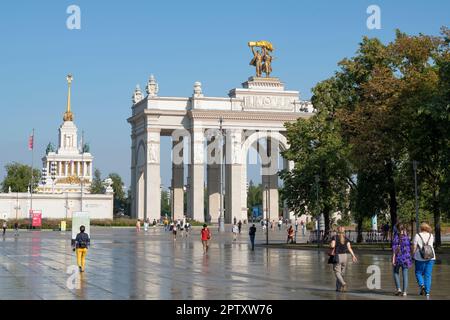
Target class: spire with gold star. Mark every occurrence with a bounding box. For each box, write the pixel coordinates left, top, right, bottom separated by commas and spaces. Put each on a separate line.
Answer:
63, 74, 74, 122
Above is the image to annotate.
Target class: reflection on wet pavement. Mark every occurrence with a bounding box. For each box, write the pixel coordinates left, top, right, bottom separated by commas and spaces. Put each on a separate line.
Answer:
0, 227, 448, 300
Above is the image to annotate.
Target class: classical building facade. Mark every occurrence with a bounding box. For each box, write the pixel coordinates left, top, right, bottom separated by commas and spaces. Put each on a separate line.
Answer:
128, 74, 314, 223
0, 75, 113, 221
37, 74, 93, 194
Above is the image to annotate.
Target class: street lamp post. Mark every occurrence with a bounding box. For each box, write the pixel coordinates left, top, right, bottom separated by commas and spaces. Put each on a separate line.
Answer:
265, 185, 269, 245
219, 117, 225, 233
413, 161, 419, 234
14, 192, 20, 220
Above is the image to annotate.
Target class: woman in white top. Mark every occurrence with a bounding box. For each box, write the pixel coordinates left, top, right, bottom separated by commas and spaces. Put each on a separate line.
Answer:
413, 223, 436, 297
232, 224, 239, 241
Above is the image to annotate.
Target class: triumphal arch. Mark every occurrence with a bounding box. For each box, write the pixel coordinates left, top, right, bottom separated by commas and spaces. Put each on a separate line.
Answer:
128, 41, 314, 223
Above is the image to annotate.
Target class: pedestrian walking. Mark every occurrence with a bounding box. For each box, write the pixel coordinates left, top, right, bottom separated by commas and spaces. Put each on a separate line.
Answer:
278, 219, 282, 231
73, 225, 90, 273
201, 224, 211, 254
233, 217, 237, 225
144, 218, 149, 232
232, 224, 238, 241
179, 220, 185, 238
301, 220, 306, 237
136, 220, 141, 232
13, 222, 19, 237
164, 218, 169, 231
295, 219, 298, 232
329, 226, 358, 292
413, 223, 436, 298
172, 223, 178, 241
2, 221, 7, 236
185, 221, 190, 237
249, 224, 256, 251
392, 223, 412, 296
287, 225, 294, 244
238, 220, 242, 234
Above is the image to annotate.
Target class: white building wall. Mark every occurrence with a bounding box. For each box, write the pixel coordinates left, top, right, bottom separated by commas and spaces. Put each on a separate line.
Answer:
0, 193, 113, 220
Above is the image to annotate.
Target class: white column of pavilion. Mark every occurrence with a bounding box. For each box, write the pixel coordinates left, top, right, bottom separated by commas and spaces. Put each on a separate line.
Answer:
145, 128, 161, 221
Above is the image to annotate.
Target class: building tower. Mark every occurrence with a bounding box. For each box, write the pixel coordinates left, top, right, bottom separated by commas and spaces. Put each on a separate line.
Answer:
38, 75, 94, 194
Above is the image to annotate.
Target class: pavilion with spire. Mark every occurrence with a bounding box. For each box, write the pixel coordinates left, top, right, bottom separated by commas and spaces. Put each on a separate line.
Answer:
37, 74, 94, 194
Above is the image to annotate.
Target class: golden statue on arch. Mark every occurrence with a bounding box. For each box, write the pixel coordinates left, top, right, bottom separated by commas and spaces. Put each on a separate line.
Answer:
248, 41, 274, 77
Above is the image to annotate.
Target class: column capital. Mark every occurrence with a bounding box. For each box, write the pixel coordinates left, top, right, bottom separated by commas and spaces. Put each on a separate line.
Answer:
146, 127, 161, 133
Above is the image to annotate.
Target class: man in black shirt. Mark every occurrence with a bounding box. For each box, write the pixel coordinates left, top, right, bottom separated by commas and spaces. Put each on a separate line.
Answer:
249, 224, 257, 251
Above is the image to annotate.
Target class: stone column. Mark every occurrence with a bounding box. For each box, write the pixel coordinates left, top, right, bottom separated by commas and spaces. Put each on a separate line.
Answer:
207, 135, 220, 224
262, 134, 279, 221
65, 162, 68, 177
241, 155, 248, 222
172, 136, 184, 221
130, 137, 137, 219
145, 128, 161, 221
225, 129, 242, 224
189, 128, 204, 222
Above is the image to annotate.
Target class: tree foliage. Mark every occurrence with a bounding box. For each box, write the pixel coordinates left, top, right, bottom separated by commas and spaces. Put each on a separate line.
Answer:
108, 173, 126, 214
1, 162, 41, 193
281, 28, 450, 245
90, 168, 105, 194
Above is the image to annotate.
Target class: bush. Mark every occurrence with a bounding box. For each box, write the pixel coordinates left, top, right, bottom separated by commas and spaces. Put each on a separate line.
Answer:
0, 218, 138, 230
0, 219, 72, 230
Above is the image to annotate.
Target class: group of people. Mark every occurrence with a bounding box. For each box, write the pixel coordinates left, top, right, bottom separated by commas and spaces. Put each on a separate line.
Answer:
72, 217, 438, 299
170, 219, 191, 240
135, 218, 158, 232
2, 221, 20, 237
328, 222, 437, 297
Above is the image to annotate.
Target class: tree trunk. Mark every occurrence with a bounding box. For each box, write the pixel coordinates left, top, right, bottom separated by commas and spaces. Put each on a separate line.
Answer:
324, 205, 331, 238
433, 192, 442, 248
357, 217, 364, 243
386, 160, 398, 227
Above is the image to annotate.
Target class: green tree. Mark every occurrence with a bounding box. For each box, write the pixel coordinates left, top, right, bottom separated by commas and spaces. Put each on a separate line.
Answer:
1, 162, 41, 193
161, 190, 171, 217
90, 169, 105, 194
280, 92, 353, 236
247, 180, 262, 217
380, 28, 450, 246
108, 173, 126, 214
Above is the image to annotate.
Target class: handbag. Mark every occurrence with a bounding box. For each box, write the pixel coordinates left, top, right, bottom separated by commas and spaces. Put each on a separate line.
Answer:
327, 247, 337, 264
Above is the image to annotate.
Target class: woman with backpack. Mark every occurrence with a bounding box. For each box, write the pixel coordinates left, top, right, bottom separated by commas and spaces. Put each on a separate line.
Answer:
413, 223, 436, 298
391, 224, 412, 296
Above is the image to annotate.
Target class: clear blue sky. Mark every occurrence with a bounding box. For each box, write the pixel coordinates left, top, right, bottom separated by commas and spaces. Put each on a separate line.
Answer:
0, 0, 448, 188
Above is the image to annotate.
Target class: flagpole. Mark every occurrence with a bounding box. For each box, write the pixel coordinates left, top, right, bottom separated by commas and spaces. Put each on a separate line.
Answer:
30, 128, 35, 228
80, 130, 84, 212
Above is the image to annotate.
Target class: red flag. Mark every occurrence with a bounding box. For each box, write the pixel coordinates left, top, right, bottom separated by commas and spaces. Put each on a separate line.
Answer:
28, 134, 34, 151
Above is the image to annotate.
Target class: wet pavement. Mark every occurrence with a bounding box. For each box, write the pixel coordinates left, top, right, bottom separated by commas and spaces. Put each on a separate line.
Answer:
0, 226, 449, 300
